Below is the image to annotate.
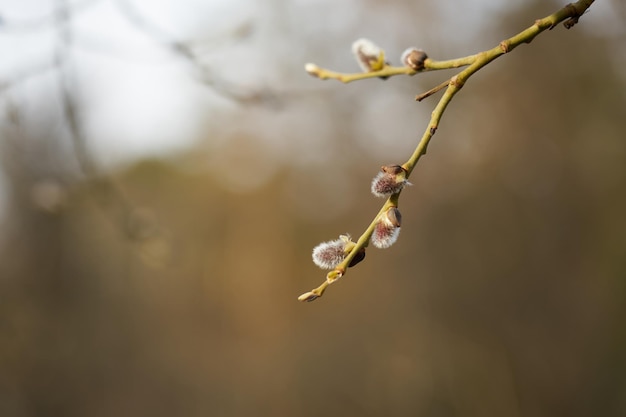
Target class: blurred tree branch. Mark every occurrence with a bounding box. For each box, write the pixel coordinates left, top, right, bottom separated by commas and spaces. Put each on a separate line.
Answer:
115, 0, 279, 105
0, 0, 282, 242
299, 0, 595, 302
54, 0, 142, 239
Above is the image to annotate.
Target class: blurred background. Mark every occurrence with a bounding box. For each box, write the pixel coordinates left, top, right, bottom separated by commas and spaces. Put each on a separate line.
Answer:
1, 0, 625, 416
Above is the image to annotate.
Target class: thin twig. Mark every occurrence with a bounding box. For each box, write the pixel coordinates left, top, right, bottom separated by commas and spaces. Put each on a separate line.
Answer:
415, 79, 450, 102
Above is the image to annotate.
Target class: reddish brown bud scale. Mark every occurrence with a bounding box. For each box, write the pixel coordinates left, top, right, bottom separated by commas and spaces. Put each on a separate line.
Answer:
348, 248, 366, 267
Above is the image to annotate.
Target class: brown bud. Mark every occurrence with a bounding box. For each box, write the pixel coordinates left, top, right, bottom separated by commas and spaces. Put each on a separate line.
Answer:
401, 47, 428, 71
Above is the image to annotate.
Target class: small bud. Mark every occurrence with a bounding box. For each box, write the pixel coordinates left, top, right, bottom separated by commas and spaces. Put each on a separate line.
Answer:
304, 63, 320, 76
371, 207, 402, 249
298, 291, 320, 302
371, 165, 411, 198
351, 38, 387, 73
312, 234, 355, 270
326, 269, 344, 283
401, 47, 428, 71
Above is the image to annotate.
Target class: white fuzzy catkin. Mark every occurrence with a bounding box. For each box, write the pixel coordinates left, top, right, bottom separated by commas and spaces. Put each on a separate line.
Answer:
312, 235, 353, 269
351, 38, 385, 72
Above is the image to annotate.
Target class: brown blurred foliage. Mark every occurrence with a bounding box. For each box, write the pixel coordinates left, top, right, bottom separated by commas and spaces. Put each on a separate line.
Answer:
1, 1, 626, 417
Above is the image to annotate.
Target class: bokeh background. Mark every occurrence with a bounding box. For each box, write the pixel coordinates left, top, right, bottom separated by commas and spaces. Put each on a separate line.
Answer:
1, 0, 626, 416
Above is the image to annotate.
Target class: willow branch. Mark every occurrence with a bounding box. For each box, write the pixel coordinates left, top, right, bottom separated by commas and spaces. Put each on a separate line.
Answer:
299, 0, 595, 302
304, 1, 592, 85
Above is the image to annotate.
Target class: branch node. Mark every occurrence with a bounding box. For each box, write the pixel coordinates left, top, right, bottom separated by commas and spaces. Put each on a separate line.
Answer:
450, 75, 464, 88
